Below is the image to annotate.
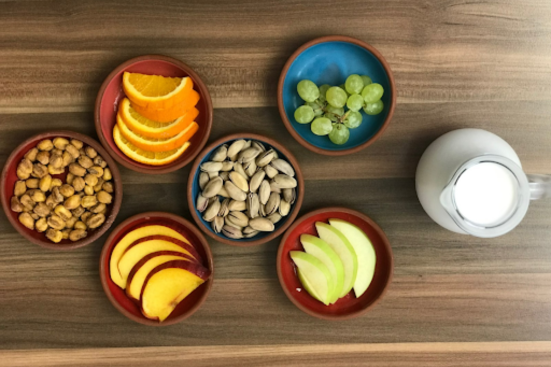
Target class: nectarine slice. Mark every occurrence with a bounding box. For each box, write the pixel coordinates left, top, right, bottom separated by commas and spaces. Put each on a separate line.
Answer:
109, 225, 192, 289
117, 236, 201, 289
126, 251, 193, 301
140, 260, 210, 322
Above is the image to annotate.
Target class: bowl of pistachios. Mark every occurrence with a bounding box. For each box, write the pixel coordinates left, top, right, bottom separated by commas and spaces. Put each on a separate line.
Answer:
0, 131, 123, 250
187, 133, 304, 247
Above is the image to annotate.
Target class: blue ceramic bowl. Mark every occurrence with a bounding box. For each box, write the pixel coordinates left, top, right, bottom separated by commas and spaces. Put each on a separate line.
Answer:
187, 133, 304, 247
278, 36, 396, 156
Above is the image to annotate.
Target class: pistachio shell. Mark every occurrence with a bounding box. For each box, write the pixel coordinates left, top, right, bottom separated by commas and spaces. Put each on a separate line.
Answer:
211, 145, 228, 162
228, 200, 247, 211
249, 170, 266, 193
256, 149, 275, 167
227, 211, 249, 228
218, 186, 230, 198
234, 163, 247, 179
267, 213, 282, 224
283, 188, 296, 204
219, 171, 230, 181
259, 180, 271, 205
229, 171, 249, 193
249, 218, 275, 232
218, 198, 230, 217
202, 177, 224, 198
222, 225, 243, 239
199, 170, 211, 188
279, 200, 291, 216
265, 192, 281, 215
247, 192, 260, 219
244, 230, 260, 238
212, 216, 224, 233
224, 181, 247, 201
243, 226, 257, 235
264, 165, 278, 179
238, 147, 261, 164
208, 171, 219, 179
225, 216, 243, 230
244, 160, 257, 177
202, 199, 220, 222
273, 174, 297, 189
221, 161, 234, 172
270, 159, 295, 177
252, 141, 266, 153
200, 161, 223, 172
270, 182, 282, 194
227, 140, 246, 158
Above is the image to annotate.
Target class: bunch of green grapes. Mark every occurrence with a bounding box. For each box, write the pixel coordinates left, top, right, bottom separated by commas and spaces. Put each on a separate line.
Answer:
293, 75, 385, 145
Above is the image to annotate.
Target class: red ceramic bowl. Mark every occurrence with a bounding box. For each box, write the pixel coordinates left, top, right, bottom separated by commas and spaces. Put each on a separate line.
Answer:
94, 55, 213, 174
0, 131, 123, 250
277, 207, 393, 320
99, 212, 214, 326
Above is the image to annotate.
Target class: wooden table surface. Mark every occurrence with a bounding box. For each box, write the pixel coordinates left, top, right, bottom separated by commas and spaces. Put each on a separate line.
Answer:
1, 0, 551, 366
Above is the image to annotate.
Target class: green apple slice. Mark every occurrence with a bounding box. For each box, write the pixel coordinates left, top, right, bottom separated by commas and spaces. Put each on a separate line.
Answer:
329, 219, 376, 298
300, 234, 344, 304
290, 251, 334, 305
315, 222, 358, 298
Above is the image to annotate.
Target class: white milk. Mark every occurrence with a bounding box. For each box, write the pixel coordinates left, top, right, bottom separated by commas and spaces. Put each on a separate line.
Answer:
453, 162, 519, 227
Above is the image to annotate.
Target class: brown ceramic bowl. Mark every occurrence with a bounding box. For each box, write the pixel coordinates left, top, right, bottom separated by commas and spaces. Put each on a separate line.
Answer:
0, 131, 123, 250
187, 133, 304, 247
94, 55, 213, 174
277, 36, 396, 156
99, 212, 214, 326
277, 207, 393, 320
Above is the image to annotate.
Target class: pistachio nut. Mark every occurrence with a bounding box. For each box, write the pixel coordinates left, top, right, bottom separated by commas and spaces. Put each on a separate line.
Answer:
224, 181, 247, 201
228, 199, 247, 212
247, 192, 260, 219
229, 171, 249, 192
202, 176, 224, 198
256, 149, 275, 167
259, 203, 266, 217
224, 216, 242, 230
200, 161, 223, 173
227, 140, 246, 158
238, 147, 261, 164
279, 200, 291, 216
270, 159, 295, 177
265, 192, 281, 215
196, 194, 209, 213
221, 161, 234, 172
222, 225, 243, 239
244, 160, 257, 177
249, 218, 275, 232
273, 174, 297, 189
211, 145, 228, 162
227, 211, 249, 228
219, 171, 230, 181
208, 171, 219, 180
218, 186, 230, 198
267, 212, 282, 224
202, 199, 220, 222
249, 170, 265, 193
212, 216, 224, 233
270, 181, 282, 194
283, 188, 296, 204
259, 180, 271, 205
233, 163, 247, 179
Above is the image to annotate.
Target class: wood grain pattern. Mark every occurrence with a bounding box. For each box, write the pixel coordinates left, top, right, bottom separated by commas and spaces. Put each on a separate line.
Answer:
2, 342, 551, 367
1, 0, 551, 112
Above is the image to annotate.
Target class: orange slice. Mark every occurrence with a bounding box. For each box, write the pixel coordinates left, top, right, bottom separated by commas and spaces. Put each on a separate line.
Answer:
118, 98, 198, 139
113, 125, 190, 166
123, 72, 193, 110
117, 113, 198, 152
131, 89, 200, 123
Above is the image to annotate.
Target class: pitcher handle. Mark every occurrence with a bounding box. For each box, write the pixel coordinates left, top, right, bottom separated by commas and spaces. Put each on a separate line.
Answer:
527, 174, 551, 200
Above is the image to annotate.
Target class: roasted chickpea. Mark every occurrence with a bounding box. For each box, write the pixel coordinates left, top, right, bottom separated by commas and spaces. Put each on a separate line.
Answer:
69, 163, 86, 177
37, 139, 54, 151
87, 213, 105, 229
48, 165, 64, 175
53, 137, 69, 150
70, 139, 84, 150
59, 184, 75, 198
69, 229, 87, 242
78, 156, 93, 169
64, 195, 81, 210
81, 195, 97, 208
36, 218, 48, 232
72, 206, 85, 218
65, 216, 78, 229
74, 221, 87, 230
88, 166, 103, 177
47, 215, 66, 230
62, 151, 73, 167
51, 178, 62, 188
36, 151, 50, 165
24, 148, 38, 162
28, 189, 46, 203
94, 155, 107, 168
39, 174, 52, 192
102, 182, 114, 193
84, 185, 94, 196
97, 191, 112, 204
102, 168, 112, 181
19, 212, 34, 230
85, 146, 97, 159
33, 203, 51, 217
45, 195, 56, 209
46, 229, 63, 243
65, 144, 80, 159
11, 196, 23, 212
90, 203, 106, 214
80, 211, 92, 223
14, 181, 27, 197
93, 178, 104, 193
25, 178, 39, 189
72, 176, 85, 192
84, 174, 98, 187
20, 194, 35, 211
32, 163, 48, 178
61, 229, 70, 240
17, 159, 33, 180
50, 155, 64, 169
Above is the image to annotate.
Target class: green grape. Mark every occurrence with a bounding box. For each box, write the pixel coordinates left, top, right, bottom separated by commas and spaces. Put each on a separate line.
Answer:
318, 84, 330, 102
345, 74, 364, 94
360, 75, 372, 86
346, 94, 364, 112
311, 117, 333, 136
363, 100, 384, 115
324, 105, 344, 122
306, 101, 324, 116
361, 83, 384, 103
344, 111, 362, 129
294, 105, 315, 124
328, 124, 350, 145
339, 84, 350, 97
297, 80, 320, 102
326, 86, 348, 108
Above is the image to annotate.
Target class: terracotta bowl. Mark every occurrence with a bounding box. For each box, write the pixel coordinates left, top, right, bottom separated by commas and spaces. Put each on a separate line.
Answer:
188, 133, 304, 247
99, 212, 214, 326
0, 131, 123, 250
277, 207, 393, 320
278, 36, 396, 156
94, 55, 213, 174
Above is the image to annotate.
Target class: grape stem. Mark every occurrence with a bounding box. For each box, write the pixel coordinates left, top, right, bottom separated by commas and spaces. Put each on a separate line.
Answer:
321, 104, 350, 124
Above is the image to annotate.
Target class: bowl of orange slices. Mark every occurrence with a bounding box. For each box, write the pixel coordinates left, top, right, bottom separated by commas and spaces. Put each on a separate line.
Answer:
95, 55, 213, 174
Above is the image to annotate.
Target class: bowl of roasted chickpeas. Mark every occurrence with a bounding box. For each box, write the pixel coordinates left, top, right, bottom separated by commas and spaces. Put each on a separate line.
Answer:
0, 131, 123, 250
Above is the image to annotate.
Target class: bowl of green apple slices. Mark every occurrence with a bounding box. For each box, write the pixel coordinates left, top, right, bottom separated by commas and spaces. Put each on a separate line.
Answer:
277, 207, 393, 320
277, 36, 396, 156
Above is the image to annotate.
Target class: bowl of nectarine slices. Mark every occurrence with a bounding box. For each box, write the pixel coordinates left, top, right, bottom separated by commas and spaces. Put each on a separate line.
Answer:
100, 212, 213, 325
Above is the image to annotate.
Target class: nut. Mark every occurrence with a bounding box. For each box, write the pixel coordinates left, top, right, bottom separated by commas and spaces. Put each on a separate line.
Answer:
37, 139, 54, 151
196, 194, 209, 213
69, 163, 86, 177
10, 196, 23, 212
51, 178, 62, 188
249, 217, 275, 232
74, 221, 87, 230
88, 165, 103, 177
69, 229, 87, 242
87, 213, 105, 229
47, 215, 66, 230
14, 181, 27, 196
222, 225, 243, 239
65, 144, 80, 159
30, 213, 40, 220
84, 173, 98, 187
78, 155, 93, 169
264, 165, 278, 179
39, 174, 52, 192
54, 205, 72, 221
270, 159, 295, 177
33, 202, 51, 217
85, 146, 97, 159
51, 187, 64, 203
102, 168, 112, 181
224, 181, 247, 201
62, 151, 73, 167
202, 199, 221, 222
229, 171, 249, 192
228, 199, 247, 212
31, 163, 48, 178
45, 195, 56, 209
199, 172, 209, 190
94, 155, 107, 168
97, 191, 112, 204
20, 194, 35, 211
72, 206, 85, 218
26, 178, 39, 189
48, 165, 64, 175
59, 184, 75, 198
90, 203, 106, 214
50, 154, 64, 169
202, 177, 224, 199
93, 178, 104, 193
45, 229, 63, 243
272, 174, 297, 189
65, 216, 77, 229
51, 148, 63, 157
66, 173, 75, 185
28, 189, 46, 202
84, 185, 94, 196
212, 216, 224, 233
200, 162, 223, 173
24, 148, 38, 162
52, 137, 69, 150
227, 140, 246, 158
80, 211, 92, 223
64, 195, 81, 210
36, 218, 48, 232
71, 176, 85, 192
17, 159, 33, 179
18, 212, 34, 230
102, 182, 113, 193
36, 151, 50, 165
61, 229, 70, 240
81, 195, 97, 208
70, 139, 84, 150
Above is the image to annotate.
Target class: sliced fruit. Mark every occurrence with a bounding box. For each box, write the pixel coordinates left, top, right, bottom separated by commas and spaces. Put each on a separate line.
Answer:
123, 72, 193, 110
113, 125, 190, 166
300, 234, 344, 304
126, 251, 193, 301
290, 251, 333, 305
109, 224, 191, 289
117, 113, 198, 152
131, 89, 200, 123
117, 236, 202, 289
315, 222, 358, 298
119, 98, 199, 139
141, 260, 210, 322
329, 219, 376, 298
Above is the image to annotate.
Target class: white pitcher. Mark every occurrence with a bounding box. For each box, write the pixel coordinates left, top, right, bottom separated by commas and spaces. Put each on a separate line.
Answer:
416, 128, 551, 238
